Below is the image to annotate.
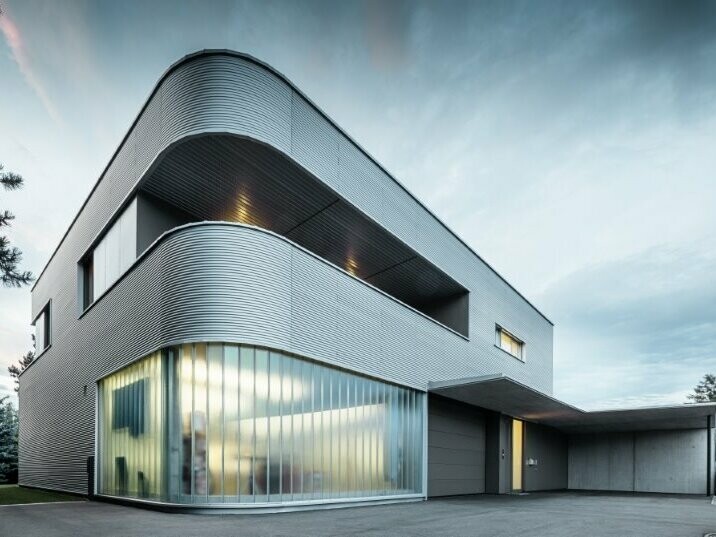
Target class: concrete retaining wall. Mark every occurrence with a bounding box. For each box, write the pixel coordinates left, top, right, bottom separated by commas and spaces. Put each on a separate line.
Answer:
568, 429, 708, 494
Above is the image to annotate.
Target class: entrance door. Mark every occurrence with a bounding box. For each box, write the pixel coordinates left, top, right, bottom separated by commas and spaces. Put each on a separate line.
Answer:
511, 419, 523, 492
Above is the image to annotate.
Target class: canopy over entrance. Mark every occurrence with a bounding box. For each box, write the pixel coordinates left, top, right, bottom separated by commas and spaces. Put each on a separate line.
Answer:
428, 375, 716, 433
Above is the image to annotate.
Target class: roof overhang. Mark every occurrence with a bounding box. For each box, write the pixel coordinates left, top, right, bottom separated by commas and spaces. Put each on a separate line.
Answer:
428, 375, 716, 434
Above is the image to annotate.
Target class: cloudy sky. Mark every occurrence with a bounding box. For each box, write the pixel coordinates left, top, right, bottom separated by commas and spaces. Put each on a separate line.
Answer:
1, 0, 715, 408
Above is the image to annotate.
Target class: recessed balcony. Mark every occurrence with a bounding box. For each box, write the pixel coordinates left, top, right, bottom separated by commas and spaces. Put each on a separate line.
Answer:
137, 134, 469, 336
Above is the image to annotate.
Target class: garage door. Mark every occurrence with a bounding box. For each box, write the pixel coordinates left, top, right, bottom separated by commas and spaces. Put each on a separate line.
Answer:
428, 395, 486, 497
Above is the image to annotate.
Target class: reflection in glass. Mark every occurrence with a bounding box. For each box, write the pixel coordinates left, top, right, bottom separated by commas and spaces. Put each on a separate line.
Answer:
98, 351, 164, 500
174, 343, 424, 504
98, 343, 424, 505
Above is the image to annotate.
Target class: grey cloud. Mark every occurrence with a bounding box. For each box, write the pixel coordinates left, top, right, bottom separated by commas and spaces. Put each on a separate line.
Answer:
2, 0, 714, 412
543, 243, 716, 334
543, 242, 716, 406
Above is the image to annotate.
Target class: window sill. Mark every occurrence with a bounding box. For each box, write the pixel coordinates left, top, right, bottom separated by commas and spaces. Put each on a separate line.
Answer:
494, 344, 524, 363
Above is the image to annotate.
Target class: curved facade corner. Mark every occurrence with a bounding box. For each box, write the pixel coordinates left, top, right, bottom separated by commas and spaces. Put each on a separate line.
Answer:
20, 50, 563, 508
98, 344, 424, 506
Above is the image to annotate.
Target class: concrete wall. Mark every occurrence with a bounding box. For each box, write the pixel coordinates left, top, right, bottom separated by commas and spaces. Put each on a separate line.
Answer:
568, 429, 709, 494
523, 423, 567, 491
428, 395, 486, 497
634, 430, 709, 493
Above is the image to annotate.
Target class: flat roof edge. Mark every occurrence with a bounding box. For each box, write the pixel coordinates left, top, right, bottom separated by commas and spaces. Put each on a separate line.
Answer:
584, 401, 716, 414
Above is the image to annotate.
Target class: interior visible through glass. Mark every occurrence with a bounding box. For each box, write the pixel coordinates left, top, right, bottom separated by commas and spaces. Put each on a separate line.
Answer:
97, 351, 165, 500
97, 344, 424, 505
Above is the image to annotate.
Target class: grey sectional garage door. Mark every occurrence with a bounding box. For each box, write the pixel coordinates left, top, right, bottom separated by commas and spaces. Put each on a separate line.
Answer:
428, 395, 486, 497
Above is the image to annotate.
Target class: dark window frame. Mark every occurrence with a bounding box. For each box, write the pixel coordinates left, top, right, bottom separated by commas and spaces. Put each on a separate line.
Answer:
33, 300, 52, 355
495, 324, 525, 362
80, 253, 94, 310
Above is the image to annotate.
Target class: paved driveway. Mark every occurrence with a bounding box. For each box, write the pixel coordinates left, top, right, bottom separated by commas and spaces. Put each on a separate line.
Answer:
2, 492, 715, 537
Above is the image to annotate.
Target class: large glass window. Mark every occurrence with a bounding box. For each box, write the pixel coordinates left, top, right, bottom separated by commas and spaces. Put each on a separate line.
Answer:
97, 351, 165, 500
98, 344, 425, 505
82, 197, 137, 308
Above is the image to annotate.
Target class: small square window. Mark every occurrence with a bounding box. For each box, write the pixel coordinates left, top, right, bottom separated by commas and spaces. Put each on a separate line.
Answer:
496, 325, 524, 361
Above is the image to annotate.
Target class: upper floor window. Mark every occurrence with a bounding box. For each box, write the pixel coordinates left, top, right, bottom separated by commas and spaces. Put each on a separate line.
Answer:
81, 198, 137, 309
34, 302, 51, 354
496, 325, 524, 361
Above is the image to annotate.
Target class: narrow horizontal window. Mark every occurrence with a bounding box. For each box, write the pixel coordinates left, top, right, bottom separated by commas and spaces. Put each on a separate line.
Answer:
496, 325, 524, 361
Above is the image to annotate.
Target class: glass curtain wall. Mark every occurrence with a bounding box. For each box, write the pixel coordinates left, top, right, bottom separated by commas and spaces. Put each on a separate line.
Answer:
98, 344, 424, 505
97, 351, 165, 500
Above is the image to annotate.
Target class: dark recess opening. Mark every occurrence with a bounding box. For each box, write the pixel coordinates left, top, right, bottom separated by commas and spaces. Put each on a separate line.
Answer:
137, 135, 470, 336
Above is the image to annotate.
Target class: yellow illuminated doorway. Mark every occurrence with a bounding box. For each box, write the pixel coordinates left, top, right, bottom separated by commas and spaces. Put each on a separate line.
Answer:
511, 419, 523, 492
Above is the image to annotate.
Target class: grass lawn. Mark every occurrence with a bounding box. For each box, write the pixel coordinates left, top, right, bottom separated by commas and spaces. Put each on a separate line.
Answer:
0, 484, 82, 505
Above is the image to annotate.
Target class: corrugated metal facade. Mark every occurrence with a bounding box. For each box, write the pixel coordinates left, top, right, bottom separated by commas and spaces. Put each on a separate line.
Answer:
21, 51, 553, 494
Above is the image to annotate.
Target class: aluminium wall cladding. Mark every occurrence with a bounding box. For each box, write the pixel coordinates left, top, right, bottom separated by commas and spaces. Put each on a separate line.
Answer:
22, 51, 553, 494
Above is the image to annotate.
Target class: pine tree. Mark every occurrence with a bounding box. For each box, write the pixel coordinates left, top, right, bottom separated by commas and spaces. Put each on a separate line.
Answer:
1, 163, 33, 287
8, 336, 35, 392
0, 396, 19, 484
687, 374, 716, 403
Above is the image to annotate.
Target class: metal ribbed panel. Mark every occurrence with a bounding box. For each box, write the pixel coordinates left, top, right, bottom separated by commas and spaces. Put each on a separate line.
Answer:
336, 136, 382, 214
289, 251, 339, 360
23, 51, 554, 495
291, 93, 338, 184
22, 224, 550, 494
139, 134, 469, 326
161, 56, 292, 151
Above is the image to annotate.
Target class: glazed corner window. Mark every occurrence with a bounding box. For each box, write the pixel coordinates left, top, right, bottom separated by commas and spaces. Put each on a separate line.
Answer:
81, 198, 137, 309
496, 325, 524, 361
33, 302, 51, 354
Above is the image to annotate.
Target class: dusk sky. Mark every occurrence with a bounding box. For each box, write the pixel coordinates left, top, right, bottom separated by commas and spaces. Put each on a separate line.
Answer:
1, 0, 715, 408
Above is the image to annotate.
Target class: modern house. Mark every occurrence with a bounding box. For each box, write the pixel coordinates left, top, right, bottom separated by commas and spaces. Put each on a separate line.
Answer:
20, 50, 715, 511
